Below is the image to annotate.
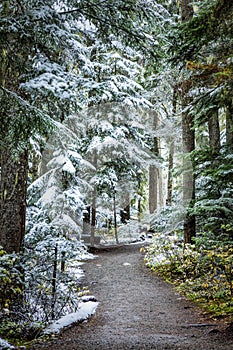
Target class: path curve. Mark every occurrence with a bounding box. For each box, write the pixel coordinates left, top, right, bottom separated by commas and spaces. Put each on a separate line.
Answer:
31, 244, 233, 350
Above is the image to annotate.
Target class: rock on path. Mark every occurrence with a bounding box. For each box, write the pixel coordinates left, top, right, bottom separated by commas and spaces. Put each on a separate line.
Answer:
31, 244, 233, 350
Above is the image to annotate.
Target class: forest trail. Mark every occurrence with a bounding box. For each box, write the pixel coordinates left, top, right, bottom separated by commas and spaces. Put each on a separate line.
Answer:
31, 244, 233, 350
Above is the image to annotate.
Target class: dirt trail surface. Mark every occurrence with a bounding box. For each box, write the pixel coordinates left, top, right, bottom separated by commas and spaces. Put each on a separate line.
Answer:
31, 244, 233, 350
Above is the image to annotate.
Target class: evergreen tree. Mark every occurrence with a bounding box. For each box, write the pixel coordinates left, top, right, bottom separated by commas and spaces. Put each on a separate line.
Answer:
0, 0, 163, 253
171, 0, 233, 239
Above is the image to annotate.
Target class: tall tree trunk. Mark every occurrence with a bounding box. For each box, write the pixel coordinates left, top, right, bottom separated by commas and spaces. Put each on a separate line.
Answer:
113, 191, 119, 244
208, 110, 220, 151
0, 150, 28, 253
149, 165, 159, 213
182, 83, 196, 244
51, 244, 58, 320
90, 151, 97, 247
166, 140, 175, 206
158, 168, 163, 208
181, 0, 196, 244
166, 87, 177, 205
149, 113, 159, 214
182, 118, 195, 240
90, 202, 96, 247
0, 4, 29, 253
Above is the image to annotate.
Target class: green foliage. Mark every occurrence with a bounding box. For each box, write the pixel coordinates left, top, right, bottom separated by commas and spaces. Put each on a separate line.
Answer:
145, 236, 233, 319
145, 230, 183, 270
167, 0, 233, 242
0, 319, 43, 341
0, 248, 23, 312
171, 0, 233, 63
178, 245, 233, 317
194, 148, 233, 236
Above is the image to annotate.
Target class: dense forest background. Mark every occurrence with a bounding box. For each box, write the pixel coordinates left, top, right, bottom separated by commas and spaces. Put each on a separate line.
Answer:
0, 0, 232, 341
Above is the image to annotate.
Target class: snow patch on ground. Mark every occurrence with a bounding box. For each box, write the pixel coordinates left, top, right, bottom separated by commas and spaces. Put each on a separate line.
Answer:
0, 337, 15, 349
44, 299, 98, 335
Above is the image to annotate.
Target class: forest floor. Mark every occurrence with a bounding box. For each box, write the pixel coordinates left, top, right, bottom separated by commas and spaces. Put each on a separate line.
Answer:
31, 243, 233, 350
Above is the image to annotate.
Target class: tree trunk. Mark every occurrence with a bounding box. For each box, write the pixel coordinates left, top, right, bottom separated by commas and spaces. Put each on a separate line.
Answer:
149, 114, 159, 214
166, 140, 175, 206
180, 0, 194, 21
149, 165, 159, 213
61, 251, 65, 273
0, 150, 28, 253
0, 5, 29, 254
113, 191, 119, 244
83, 206, 91, 234
158, 169, 164, 208
208, 110, 220, 151
158, 168, 164, 208
181, 0, 196, 244
90, 200, 96, 247
166, 87, 177, 205
51, 244, 58, 320
90, 151, 97, 247
182, 87, 196, 244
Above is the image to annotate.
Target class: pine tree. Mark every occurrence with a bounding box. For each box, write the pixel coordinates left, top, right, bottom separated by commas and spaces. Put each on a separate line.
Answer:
171, 0, 233, 239
0, 0, 162, 253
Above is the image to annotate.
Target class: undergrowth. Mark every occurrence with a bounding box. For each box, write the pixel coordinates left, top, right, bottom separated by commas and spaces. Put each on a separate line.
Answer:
144, 231, 233, 320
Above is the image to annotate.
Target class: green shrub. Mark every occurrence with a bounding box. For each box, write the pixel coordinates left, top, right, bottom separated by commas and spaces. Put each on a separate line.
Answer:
145, 236, 233, 319
0, 248, 23, 312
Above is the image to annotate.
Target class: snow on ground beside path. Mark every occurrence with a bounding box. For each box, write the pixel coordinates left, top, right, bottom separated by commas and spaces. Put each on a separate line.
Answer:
0, 337, 15, 349
44, 299, 99, 335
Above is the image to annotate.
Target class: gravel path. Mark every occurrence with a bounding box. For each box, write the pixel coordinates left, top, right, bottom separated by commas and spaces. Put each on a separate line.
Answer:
31, 243, 233, 350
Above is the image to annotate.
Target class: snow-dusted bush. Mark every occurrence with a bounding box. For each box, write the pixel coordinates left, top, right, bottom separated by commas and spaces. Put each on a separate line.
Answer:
144, 230, 184, 268
23, 234, 92, 322
25, 130, 94, 322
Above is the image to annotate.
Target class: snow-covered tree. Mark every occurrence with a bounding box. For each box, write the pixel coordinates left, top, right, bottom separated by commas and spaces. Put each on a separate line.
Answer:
0, 0, 167, 254
25, 123, 95, 321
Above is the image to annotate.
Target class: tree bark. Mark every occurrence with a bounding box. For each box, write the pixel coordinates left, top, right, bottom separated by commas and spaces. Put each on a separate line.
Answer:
166, 140, 175, 206
113, 191, 119, 244
149, 114, 159, 214
208, 110, 220, 151
180, 0, 194, 21
149, 165, 159, 213
182, 83, 196, 244
181, 0, 196, 244
90, 151, 97, 247
158, 168, 164, 207
166, 87, 177, 205
0, 4, 29, 254
51, 244, 58, 320
0, 150, 28, 253
90, 203, 96, 247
